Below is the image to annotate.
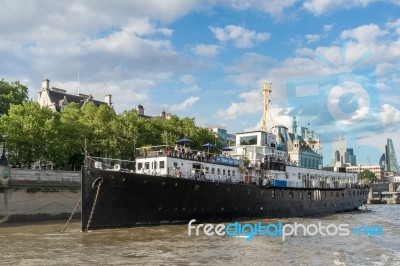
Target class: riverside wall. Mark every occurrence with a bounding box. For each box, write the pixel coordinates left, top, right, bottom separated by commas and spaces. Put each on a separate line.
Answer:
367, 182, 400, 204
0, 168, 81, 223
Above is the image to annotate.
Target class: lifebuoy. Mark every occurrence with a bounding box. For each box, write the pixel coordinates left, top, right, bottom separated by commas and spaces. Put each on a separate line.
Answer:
1, 169, 8, 180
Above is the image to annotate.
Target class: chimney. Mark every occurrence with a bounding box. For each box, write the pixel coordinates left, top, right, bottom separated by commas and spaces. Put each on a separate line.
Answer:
42, 79, 50, 90
104, 94, 112, 107
138, 105, 144, 116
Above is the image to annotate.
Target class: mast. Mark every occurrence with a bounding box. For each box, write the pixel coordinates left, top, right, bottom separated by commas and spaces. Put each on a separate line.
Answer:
261, 81, 273, 132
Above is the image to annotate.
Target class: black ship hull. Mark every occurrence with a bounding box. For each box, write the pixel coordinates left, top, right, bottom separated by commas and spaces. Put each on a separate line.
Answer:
81, 168, 369, 230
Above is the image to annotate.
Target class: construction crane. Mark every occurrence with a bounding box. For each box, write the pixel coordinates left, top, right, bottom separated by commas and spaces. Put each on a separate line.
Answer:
261, 81, 275, 131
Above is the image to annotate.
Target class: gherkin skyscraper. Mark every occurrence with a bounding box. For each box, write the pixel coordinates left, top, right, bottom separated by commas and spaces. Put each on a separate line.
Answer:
385, 138, 399, 174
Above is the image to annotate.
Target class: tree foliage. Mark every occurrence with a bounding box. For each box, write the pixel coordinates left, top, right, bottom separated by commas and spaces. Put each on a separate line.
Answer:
359, 169, 377, 183
0, 79, 29, 116
0, 101, 218, 170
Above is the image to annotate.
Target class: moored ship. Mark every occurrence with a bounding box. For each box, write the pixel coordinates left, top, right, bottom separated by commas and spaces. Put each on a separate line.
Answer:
81, 82, 369, 230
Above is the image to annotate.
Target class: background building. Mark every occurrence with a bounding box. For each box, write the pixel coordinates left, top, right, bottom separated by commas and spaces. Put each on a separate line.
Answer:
38, 79, 113, 112
345, 148, 357, 166
134, 105, 172, 119
286, 117, 323, 169
346, 165, 384, 180
384, 138, 399, 174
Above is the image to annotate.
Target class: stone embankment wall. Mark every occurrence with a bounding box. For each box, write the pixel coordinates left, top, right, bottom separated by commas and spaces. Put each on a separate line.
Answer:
367, 182, 400, 204
0, 169, 81, 223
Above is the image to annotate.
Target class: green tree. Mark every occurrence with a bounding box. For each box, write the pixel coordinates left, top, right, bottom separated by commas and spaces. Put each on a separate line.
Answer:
359, 169, 377, 183
0, 79, 29, 116
58, 103, 88, 170
0, 102, 56, 167
80, 103, 116, 158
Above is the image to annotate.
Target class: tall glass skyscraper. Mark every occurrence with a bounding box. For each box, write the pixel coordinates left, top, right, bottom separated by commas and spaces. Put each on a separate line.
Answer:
385, 138, 399, 174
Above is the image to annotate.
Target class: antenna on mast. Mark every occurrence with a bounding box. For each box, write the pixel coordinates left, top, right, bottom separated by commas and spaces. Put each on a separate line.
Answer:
75, 67, 80, 95
261, 81, 273, 132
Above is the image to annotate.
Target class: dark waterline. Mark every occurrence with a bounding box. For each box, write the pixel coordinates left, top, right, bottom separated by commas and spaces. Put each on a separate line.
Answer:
0, 205, 399, 266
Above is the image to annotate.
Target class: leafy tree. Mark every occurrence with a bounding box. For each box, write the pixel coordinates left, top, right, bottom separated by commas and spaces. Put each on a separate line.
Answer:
0, 96, 222, 169
0, 102, 56, 167
58, 103, 88, 170
359, 169, 377, 183
0, 79, 29, 116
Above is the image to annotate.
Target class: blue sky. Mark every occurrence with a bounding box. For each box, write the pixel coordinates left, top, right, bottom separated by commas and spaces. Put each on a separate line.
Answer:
1, 0, 400, 166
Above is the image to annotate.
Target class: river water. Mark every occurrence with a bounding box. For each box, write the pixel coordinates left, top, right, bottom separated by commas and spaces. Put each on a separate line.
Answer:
0, 204, 399, 266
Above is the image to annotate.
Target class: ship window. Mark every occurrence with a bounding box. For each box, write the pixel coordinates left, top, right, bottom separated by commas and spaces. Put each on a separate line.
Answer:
279, 191, 283, 198
223, 169, 226, 175
298, 173, 301, 180
159, 161, 165, 169
228, 170, 230, 176
289, 192, 293, 198
145, 162, 150, 169
217, 168, 221, 175
272, 190, 275, 198
137, 163, 143, 170
299, 192, 303, 198
240, 135, 258, 145
211, 168, 215, 174
232, 170, 235, 176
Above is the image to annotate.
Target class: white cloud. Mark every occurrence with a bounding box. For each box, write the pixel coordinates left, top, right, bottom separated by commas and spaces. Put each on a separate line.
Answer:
215, 90, 261, 120
303, 0, 372, 16
305, 34, 321, 43
376, 63, 399, 76
295, 47, 314, 57
229, 0, 297, 17
341, 23, 387, 44
386, 18, 400, 35
210, 25, 270, 48
122, 17, 173, 37
190, 44, 222, 57
225, 53, 275, 87
178, 84, 202, 94
376, 82, 391, 91
381, 104, 400, 127
180, 74, 196, 85
178, 75, 201, 93
323, 24, 334, 32
170, 96, 200, 111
